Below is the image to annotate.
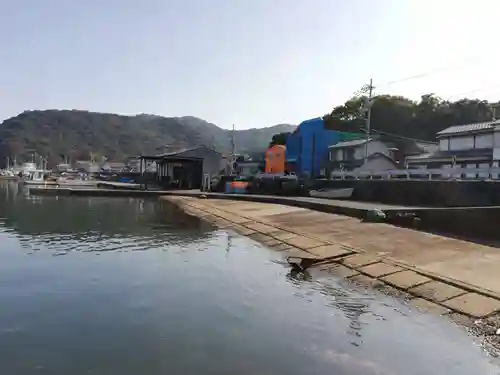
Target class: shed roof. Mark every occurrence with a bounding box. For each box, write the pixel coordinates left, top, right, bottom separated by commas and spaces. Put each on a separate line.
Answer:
328, 138, 373, 149
139, 145, 219, 160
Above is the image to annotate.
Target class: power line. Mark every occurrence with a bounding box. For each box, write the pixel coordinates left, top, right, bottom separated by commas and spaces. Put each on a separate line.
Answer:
376, 54, 499, 90
379, 70, 443, 88
445, 83, 500, 101
366, 128, 436, 144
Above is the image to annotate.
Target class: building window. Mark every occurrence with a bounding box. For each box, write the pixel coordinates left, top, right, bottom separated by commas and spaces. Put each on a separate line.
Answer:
439, 138, 449, 151
449, 136, 474, 151
344, 148, 355, 161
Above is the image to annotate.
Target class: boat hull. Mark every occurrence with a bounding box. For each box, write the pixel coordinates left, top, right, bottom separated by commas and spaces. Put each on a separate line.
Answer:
56, 178, 96, 187
23, 180, 53, 186
309, 188, 354, 199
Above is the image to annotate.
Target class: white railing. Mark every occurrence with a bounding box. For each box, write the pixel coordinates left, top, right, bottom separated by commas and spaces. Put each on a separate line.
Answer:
330, 167, 500, 180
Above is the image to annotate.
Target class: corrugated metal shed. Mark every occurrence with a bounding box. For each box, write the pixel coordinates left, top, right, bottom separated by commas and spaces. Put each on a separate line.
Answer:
285, 117, 363, 176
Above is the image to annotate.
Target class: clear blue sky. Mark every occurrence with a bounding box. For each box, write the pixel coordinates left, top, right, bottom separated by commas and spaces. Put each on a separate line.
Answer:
1, 0, 499, 129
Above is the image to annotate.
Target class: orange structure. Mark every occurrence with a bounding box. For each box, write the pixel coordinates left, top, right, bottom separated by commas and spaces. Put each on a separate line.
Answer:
265, 145, 286, 174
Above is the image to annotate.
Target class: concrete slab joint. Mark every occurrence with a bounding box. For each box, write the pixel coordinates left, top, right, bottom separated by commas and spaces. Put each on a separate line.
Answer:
409, 281, 466, 303
381, 270, 432, 290
342, 254, 381, 268
307, 244, 353, 259
442, 293, 500, 318
284, 236, 327, 250
358, 262, 404, 278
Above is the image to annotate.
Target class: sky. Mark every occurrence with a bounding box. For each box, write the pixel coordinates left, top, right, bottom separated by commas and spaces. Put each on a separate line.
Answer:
1, 0, 500, 129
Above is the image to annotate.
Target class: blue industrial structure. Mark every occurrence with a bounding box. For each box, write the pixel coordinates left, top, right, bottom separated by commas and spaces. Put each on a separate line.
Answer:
286, 117, 362, 177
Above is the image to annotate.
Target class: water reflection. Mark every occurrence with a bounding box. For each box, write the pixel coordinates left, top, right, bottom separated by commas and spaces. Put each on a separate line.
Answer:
0, 182, 214, 255
0, 181, 498, 375
287, 269, 370, 348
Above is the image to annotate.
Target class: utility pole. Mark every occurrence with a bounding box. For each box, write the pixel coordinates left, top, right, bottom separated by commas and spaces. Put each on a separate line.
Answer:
364, 78, 374, 162
230, 124, 236, 175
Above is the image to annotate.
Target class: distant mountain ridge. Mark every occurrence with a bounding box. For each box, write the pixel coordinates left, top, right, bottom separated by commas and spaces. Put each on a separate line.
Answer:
0, 109, 296, 166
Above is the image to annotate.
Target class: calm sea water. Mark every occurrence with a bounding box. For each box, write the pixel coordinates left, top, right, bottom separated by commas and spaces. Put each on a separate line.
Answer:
0, 182, 498, 375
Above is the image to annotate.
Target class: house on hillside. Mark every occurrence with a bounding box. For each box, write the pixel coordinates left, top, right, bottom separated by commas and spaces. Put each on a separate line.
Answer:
405, 120, 500, 177
327, 138, 398, 175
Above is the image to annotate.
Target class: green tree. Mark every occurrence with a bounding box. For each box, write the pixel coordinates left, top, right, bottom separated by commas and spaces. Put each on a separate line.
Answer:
269, 132, 291, 147
324, 94, 499, 141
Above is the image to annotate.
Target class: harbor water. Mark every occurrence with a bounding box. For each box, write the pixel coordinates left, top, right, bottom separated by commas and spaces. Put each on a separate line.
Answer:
0, 182, 498, 375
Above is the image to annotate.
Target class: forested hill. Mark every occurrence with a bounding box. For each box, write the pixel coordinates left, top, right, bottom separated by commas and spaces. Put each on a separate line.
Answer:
324, 94, 500, 140
2, 95, 498, 167
0, 110, 295, 165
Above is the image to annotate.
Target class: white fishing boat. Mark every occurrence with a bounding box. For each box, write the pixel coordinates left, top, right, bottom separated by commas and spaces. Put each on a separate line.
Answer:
23, 170, 51, 185
19, 162, 38, 177
0, 171, 18, 180
56, 177, 96, 187
309, 187, 354, 199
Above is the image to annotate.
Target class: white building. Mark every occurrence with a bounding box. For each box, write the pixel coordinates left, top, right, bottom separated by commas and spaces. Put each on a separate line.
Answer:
75, 160, 100, 174
406, 120, 500, 176
327, 138, 398, 174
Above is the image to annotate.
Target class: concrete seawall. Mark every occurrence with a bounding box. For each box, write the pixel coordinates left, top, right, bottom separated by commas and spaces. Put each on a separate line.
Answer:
29, 187, 500, 244
317, 179, 500, 207
163, 195, 500, 346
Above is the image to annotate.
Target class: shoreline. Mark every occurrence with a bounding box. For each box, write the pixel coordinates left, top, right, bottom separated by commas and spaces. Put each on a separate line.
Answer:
163, 195, 500, 354
27, 186, 500, 247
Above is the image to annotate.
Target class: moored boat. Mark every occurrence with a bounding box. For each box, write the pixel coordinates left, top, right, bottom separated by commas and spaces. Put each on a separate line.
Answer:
0, 169, 18, 180
23, 170, 51, 185
56, 177, 97, 187
309, 188, 354, 199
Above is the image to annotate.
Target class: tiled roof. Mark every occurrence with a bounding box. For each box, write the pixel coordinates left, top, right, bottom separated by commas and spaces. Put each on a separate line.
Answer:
436, 120, 500, 136
157, 145, 220, 157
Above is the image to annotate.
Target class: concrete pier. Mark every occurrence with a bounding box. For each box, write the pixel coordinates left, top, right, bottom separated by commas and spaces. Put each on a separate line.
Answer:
163, 195, 500, 322
28, 186, 500, 243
